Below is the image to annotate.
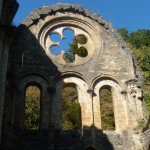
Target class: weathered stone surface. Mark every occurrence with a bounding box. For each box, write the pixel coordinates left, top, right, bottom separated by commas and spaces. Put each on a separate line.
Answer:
0, 2, 149, 150
0, 0, 18, 145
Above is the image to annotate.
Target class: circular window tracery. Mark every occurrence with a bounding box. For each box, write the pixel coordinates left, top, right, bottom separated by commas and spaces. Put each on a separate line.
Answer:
47, 27, 90, 63
38, 16, 101, 66
49, 29, 88, 63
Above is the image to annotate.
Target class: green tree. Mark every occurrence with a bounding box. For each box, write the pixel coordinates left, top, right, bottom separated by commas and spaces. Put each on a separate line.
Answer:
144, 92, 150, 112
100, 88, 115, 130
118, 28, 150, 113
118, 28, 129, 42
64, 35, 88, 62
129, 29, 150, 49
133, 46, 150, 81
62, 86, 81, 130
24, 86, 40, 130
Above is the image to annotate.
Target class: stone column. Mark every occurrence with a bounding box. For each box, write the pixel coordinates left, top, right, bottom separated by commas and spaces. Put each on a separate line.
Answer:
87, 89, 96, 142
0, 27, 5, 73
53, 82, 63, 130
40, 86, 51, 130
121, 91, 129, 128
47, 86, 56, 139
126, 80, 141, 128
87, 89, 94, 126
0, 28, 6, 143
0, 27, 12, 143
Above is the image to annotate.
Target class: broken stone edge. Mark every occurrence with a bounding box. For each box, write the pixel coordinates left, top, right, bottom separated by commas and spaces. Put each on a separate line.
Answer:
21, 3, 126, 48
20, 3, 144, 85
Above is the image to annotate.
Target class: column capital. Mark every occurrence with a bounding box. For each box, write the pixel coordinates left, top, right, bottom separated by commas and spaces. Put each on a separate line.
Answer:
87, 89, 94, 96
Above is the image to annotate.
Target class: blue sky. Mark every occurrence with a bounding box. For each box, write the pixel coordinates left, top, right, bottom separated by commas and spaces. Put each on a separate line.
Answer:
13, 0, 150, 32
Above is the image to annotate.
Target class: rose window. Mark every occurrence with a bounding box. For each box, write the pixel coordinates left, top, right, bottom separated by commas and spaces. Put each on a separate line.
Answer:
38, 19, 99, 66
49, 28, 88, 63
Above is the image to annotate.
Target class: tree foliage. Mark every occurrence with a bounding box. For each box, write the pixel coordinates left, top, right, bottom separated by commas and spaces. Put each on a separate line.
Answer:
129, 29, 150, 49
24, 86, 40, 130
64, 35, 88, 62
144, 92, 150, 112
100, 88, 115, 130
118, 28, 129, 42
118, 28, 150, 112
62, 86, 81, 130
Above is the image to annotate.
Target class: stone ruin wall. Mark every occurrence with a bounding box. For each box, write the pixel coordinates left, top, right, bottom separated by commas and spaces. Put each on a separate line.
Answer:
0, 3, 150, 150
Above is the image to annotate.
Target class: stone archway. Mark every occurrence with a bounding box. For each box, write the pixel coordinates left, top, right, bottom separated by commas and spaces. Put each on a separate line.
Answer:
13, 75, 51, 130
92, 77, 127, 131
24, 85, 41, 130
53, 76, 92, 130
0, 3, 149, 150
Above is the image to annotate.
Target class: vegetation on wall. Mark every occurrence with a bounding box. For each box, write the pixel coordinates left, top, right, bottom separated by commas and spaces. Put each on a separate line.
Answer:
118, 28, 150, 112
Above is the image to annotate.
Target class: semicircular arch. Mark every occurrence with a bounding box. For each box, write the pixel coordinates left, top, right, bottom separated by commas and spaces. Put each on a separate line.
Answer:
17, 72, 51, 87
53, 71, 89, 88
13, 74, 51, 130
53, 75, 92, 129
91, 74, 126, 92
92, 75, 128, 130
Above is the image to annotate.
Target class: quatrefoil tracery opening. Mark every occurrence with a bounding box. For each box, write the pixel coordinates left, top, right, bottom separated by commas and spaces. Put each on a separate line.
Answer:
49, 28, 88, 63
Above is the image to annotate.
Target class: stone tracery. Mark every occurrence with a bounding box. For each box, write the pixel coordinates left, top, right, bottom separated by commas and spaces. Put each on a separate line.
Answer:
49, 27, 88, 62
38, 15, 100, 66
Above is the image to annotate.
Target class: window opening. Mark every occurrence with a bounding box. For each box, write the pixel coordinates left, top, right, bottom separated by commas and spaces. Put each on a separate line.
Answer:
49, 28, 88, 63
24, 86, 41, 130
62, 84, 81, 130
100, 86, 115, 130
50, 33, 61, 43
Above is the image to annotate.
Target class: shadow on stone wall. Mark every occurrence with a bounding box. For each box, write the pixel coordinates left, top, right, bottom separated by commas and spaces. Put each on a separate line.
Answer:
46, 124, 114, 150
1, 23, 61, 149
82, 125, 114, 150
1, 24, 114, 150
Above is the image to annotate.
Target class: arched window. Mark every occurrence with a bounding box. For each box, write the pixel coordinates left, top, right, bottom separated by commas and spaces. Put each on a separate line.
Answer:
62, 84, 81, 130
100, 85, 115, 130
24, 85, 41, 130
